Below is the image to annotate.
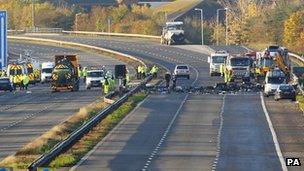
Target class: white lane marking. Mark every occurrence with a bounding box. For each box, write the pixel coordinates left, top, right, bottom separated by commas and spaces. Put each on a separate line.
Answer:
260, 92, 288, 171
70, 96, 150, 171
212, 94, 226, 171
140, 62, 199, 170
141, 93, 189, 171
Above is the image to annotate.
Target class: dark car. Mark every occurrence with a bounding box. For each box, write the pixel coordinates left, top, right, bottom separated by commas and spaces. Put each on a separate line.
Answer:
274, 84, 296, 101
0, 77, 13, 92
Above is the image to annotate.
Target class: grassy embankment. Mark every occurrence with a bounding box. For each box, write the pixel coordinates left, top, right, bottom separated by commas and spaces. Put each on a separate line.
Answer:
153, 0, 202, 16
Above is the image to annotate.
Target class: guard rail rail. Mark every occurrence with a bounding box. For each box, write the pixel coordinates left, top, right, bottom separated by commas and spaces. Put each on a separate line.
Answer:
8, 36, 146, 67
62, 30, 161, 40
28, 75, 153, 171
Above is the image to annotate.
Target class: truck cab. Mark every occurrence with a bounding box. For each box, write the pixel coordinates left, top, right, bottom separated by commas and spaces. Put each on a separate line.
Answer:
161, 21, 185, 45
208, 51, 229, 76
225, 55, 251, 83
41, 62, 54, 83
264, 68, 286, 96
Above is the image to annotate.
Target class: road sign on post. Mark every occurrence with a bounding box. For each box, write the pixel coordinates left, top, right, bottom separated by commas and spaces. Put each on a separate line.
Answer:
0, 11, 7, 70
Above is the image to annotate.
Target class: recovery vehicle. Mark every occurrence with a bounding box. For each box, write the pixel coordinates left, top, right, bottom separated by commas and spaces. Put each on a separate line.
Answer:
51, 55, 80, 92
161, 21, 185, 45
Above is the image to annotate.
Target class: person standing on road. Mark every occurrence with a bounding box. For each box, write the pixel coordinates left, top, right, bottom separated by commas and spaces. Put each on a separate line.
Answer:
172, 75, 177, 90
137, 65, 142, 79
22, 74, 30, 90
13, 76, 18, 90
165, 72, 171, 88
103, 78, 109, 94
83, 67, 88, 83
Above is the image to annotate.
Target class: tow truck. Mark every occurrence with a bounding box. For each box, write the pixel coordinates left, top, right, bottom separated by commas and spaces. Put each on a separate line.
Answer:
161, 21, 185, 45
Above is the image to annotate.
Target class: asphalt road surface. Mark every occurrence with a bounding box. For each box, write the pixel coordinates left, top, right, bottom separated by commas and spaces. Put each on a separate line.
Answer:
11, 35, 304, 171
0, 41, 130, 160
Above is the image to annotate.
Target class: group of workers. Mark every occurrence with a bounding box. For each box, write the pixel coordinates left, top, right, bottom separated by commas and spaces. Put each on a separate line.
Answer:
12, 74, 30, 91
137, 65, 159, 79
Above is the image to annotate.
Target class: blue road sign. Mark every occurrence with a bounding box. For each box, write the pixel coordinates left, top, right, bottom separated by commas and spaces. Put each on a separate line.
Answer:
0, 11, 7, 70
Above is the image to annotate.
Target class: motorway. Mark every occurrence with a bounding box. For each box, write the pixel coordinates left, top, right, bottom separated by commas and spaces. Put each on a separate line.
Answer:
0, 41, 130, 160
5, 35, 304, 170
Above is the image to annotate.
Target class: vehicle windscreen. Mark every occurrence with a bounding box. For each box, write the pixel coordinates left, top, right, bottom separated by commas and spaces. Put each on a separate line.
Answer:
268, 46, 279, 52
177, 66, 188, 70
260, 58, 274, 67
212, 56, 226, 63
9, 69, 22, 75
230, 58, 251, 66
88, 71, 103, 77
42, 68, 53, 73
268, 77, 285, 84
279, 85, 293, 91
27, 68, 33, 74
167, 25, 183, 30
0, 79, 9, 84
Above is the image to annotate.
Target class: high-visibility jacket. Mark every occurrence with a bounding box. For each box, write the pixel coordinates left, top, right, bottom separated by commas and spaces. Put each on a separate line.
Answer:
103, 81, 109, 94
83, 69, 88, 77
13, 76, 18, 84
126, 74, 130, 83
137, 66, 142, 73
23, 75, 30, 85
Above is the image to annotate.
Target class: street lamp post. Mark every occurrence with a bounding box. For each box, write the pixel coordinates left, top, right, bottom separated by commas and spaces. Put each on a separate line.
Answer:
32, 0, 35, 30
216, 8, 228, 45
195, 8, 204, 46
225, 8, 229, 45
75, 13, 82, 31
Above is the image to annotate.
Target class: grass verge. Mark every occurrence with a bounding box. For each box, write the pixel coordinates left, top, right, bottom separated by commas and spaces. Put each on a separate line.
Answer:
49, 92, 147, 168
0, 98, 108, 169
154, 0, 202, 15
0, 92, 147, 169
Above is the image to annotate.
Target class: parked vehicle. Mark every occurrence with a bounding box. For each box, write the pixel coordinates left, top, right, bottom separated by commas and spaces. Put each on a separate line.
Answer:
86, 69, 105, 89
0, 77, 13, 92
224, 55, 251, 83
208, 51, 229, 76
51, 55, 79, 92
274, 84, 296, 101
264, 68, 286, 97
173, 65, 190, 79
41, 62, 55, 83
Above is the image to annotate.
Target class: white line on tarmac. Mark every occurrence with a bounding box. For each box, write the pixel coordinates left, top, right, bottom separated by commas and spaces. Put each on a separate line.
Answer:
70, 96, 150, 171
260, 92, 288, 171
212, 94, 226, 171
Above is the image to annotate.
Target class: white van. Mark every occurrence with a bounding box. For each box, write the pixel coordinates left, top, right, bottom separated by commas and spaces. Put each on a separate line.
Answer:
41, 62, 54, 83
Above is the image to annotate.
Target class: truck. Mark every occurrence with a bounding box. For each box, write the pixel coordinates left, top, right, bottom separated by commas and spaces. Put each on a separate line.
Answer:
208, 51, 229, 76
224, 55, 251, 83
41, 62, 55, 83
264, 68, 286, 97
161, 21, 185, 45
255, 51, 274, 78
6, 63, 24, 87
51, 55, 79, 92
